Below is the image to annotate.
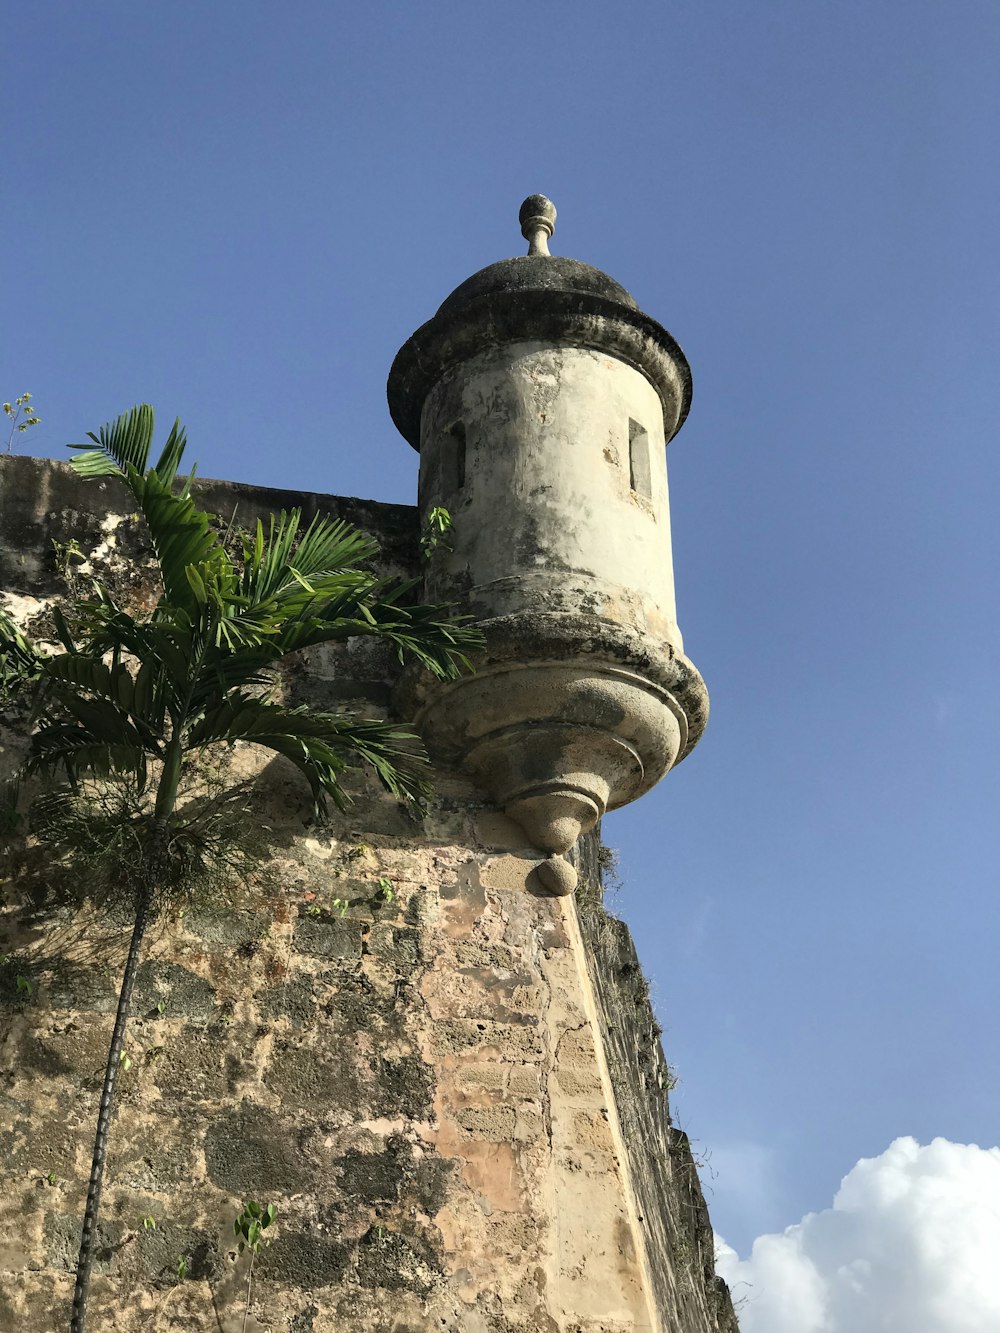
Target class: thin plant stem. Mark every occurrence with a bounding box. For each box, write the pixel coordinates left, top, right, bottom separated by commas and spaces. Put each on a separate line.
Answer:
147, 1279, 180, 1332
71, 819, 174, 1333
242, 1249, 256, 1333
70, 876, 153, 1331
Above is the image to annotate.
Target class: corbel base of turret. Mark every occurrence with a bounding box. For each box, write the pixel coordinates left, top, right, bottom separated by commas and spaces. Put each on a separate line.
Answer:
402, 635, 707, 895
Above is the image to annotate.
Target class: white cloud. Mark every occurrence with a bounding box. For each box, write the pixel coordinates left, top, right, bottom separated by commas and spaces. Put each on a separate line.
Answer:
715, 1137, 1000, 1333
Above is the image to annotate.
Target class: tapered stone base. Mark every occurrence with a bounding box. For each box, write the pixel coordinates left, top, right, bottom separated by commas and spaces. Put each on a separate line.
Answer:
402, 624, 707, 893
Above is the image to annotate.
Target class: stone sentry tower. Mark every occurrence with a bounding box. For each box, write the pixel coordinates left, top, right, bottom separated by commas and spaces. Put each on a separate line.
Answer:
390, 195, 708, 896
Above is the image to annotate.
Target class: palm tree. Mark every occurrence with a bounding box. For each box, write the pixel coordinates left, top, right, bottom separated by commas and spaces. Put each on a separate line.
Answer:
0, 406, 480, 1333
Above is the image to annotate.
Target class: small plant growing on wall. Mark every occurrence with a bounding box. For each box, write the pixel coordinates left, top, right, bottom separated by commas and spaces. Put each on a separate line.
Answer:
234, 1200, 277, 1333
145, 1248, 190, 1332
3, 391, 41, 452
419, 505, 454, 558
0, 405, 481, 1333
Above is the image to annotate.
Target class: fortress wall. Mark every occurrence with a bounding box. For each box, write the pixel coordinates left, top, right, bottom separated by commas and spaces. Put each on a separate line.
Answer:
0, 456, 736, 1332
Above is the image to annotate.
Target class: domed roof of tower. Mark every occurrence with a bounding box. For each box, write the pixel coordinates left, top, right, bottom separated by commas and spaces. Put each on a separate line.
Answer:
436, 194, 639, 317
437, 255, 639, 318
388, 194, 691, 451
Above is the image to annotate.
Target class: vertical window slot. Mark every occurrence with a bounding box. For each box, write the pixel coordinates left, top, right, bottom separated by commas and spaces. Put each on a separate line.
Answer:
629, 419, 652, 499
444, 422, 466, 493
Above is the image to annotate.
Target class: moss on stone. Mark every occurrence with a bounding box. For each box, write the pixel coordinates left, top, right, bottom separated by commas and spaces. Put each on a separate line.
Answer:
264, 1037, 363, 1115
45, 1213, 122, 1273
355, 1226, 441, 1296
371, 1054, 435, 1119
44, 965, 119, 1013
204, 1105, 314, 1194
257, 974, 319, 1026
134, 961, 216, 1019
183, 906, 271, 948
137, 1223, 218, 1282
260, 1231, 351, 1289
292, 913, 364, 961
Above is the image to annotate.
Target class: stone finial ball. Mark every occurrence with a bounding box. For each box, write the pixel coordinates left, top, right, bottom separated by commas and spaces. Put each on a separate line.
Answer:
519, 194, 557, 238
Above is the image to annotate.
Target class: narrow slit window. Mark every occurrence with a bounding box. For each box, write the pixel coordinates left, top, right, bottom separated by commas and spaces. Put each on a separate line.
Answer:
629, 419, 652, 499
444, 422, 466, 493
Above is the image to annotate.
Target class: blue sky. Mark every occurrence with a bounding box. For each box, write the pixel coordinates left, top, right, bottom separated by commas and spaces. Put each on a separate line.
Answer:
6, 1, 999, 1316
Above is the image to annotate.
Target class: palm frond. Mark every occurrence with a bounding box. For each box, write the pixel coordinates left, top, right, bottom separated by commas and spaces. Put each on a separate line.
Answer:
138, 467, 223, 614
269, 588, 483, 677
68, 405, 155, 483
38, 695, 151, 753
187, 648, 276, 714
70, 594, 188, 716
239, 510, 379, 608
45, 653, 131, 710
51, 605, 79, 654
22, 732, 149, 790
229, 569, 377, 647
151, 418, 189, 490
188, 694, 430, 812
282, 512, 379, 582
43, 655, 166, 747
69, 408, 221, 623
0, 607, 44, 702
131, 660, 169, 736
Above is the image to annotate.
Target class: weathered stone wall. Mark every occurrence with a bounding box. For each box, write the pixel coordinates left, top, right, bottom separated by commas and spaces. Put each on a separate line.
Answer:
0, 457, 736, 1332
576, 854, 739, 1333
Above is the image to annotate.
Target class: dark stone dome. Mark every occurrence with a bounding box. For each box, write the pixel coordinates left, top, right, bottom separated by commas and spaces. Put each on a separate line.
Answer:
437, 255, 639, 319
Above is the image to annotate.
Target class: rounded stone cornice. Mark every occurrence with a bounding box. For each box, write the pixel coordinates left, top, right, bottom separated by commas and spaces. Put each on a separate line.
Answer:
397, 610, 709, 767
387, 281, 693, 452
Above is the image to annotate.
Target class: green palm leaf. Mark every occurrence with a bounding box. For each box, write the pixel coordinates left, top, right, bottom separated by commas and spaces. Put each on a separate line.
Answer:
138, 468, 222, 614
187, 649, 275, 713
63, 593, 186, 715
151, 418, 189, 490
189, 694, 430, 810
68, 404, 155, 481
48, 695, 150, 751
51, 605, 79, 654
44, 655, 167, 747
24, 730, 149, 789
239, 511, 378, 605
0, 607, 44, 701
45, 653, 131, 710
280, 511, 379, 583
69, 408, 221, 621
273, 593, 481, 677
